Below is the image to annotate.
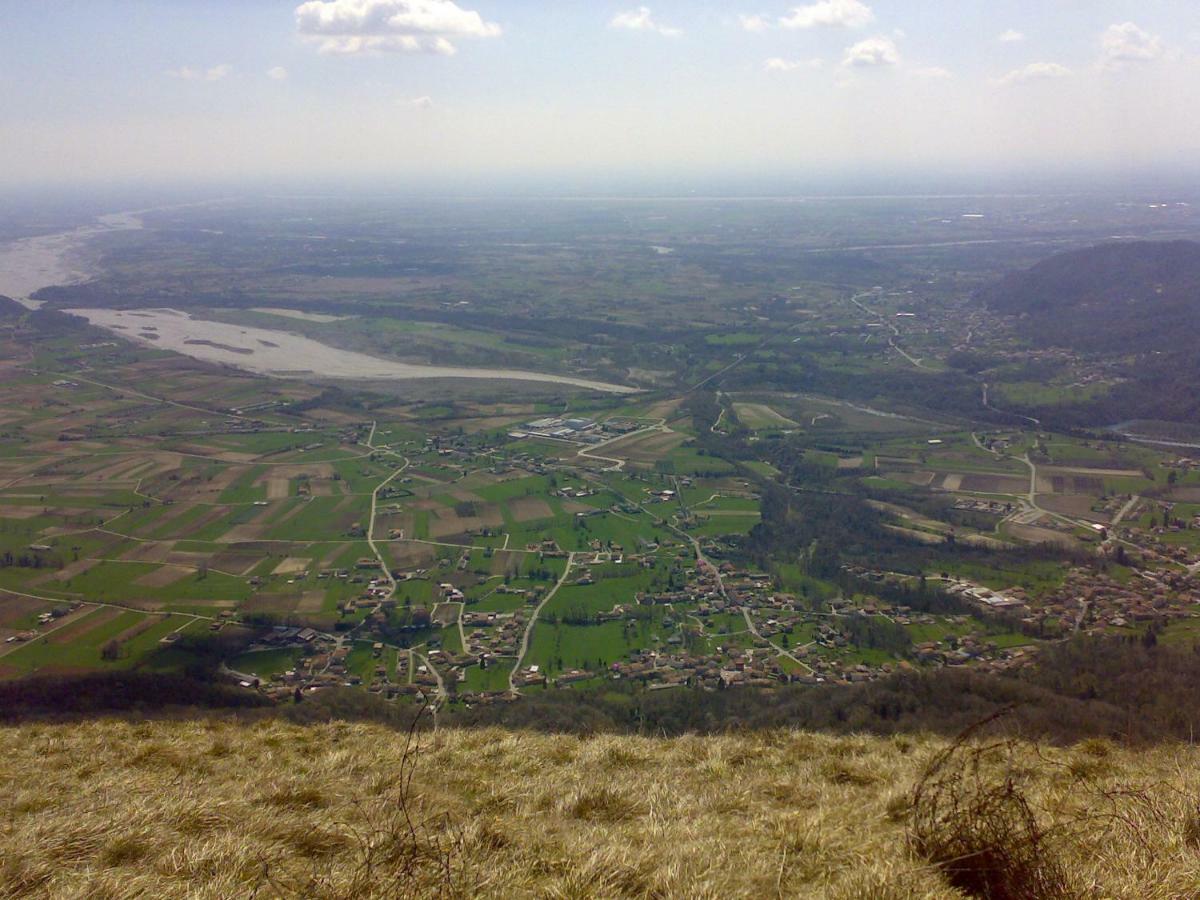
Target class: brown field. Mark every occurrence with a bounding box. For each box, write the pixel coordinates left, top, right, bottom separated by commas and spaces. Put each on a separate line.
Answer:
477, 504, 506, 528
732, 402, 798, 429
444, 414, 528, 433
317, 545, 352, 568
0, 593, 50, 628
210, 550, 266, 575
488, 550, 524, 577
644, 396, 684, 420
119, 541, 175, 563
1045, 474, 1104, 494
1006, 524, 1080, 547
184, 465, 245, 500
387, 542, 438, 569
309, 480, 341, 497
0, 505, 41, 520
598, 429, 686, 464
132, 566, 193, 589
46, 558, 103, 583
156, 507, 231, 540
377, 511, 416, 538
955, 474, 1030, 494
174, 443, 260, 464
272, 557, 313, 576
165, 598, 237, 610
48, 606, 119, 645
216, 502, 282, 543
265, 477, 290, 499
887, 471, 936, 487
882, 524, 945, 545
1039, 494, 1107, 520
508, 496, 554, 522
145, 500, 200, 529
216, 523, 266, 543
296, 590, 325, 613
1044, 465, 1145, 478
432, 602, 460, 626
110, 614, 163, 646
241, 594, 299, 615
165, 551, 211, 568
262, 499, 311, 530
874, 456, 918, 469
428, 514, 479, 540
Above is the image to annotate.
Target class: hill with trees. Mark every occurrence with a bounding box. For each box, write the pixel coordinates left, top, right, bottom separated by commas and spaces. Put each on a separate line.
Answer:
976, 241, 1200, 425
980, 240, 1200, 354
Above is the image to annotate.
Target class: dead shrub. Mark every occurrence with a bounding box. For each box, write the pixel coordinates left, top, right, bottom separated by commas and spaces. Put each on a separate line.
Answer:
907, 710, 1070, 900
1074, 738, 1113, 759
253, 702, 461, 900
1182, 802, 1200, 851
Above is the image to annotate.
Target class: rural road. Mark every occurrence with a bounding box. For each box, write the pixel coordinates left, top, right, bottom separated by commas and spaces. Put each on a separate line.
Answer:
509, 551, 576, 692
848, 293, 928, 370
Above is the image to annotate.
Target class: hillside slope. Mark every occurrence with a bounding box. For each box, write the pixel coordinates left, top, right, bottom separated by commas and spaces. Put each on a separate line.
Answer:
2, 719, 1199, 898
980, 239, 1200, 354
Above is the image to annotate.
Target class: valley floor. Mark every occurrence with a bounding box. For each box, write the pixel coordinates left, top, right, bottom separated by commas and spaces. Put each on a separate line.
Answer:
2, 719, 1200, 898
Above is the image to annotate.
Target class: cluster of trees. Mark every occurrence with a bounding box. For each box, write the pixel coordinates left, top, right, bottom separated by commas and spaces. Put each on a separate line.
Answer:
0, 550, 55, 569
11, 630, 1200, 748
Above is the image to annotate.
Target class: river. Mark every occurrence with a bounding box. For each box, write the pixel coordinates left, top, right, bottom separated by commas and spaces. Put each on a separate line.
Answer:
0, 211, 637, 393
65, 307, 638, 394
0, 212, 143, 309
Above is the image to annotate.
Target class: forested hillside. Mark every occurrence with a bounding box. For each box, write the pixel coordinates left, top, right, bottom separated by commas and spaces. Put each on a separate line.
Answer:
981, 240, 1200, 353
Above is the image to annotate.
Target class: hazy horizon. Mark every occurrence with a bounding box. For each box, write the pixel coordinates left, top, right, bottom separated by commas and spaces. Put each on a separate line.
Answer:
3, 1, 1200, 190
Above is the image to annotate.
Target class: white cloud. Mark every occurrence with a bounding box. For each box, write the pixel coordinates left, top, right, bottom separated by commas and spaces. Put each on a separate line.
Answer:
401, 95, 434, 109
998, 29, 1025, 43
167, 64, 232, 82
990, 61, 1071, 86
912, 65, 951, 79
294, 0, 501, 56
1100, 22, 1165, 70
610, 7, 681, 37
267, 66, 289, 81
841, 35, 898, 67
781, 0, 873, 30
739, 14, 769, 33
764, 56, 823, 72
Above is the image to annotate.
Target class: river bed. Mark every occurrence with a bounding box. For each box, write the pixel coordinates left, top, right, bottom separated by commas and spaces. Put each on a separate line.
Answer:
65, 307, 637, 393
0, 212, 142, 309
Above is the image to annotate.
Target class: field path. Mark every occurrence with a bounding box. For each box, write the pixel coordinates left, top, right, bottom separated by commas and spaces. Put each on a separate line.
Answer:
509, 551, 576, 693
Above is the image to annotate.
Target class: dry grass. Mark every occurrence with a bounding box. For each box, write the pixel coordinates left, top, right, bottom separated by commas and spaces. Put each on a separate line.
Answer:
2, 721, 1200, 898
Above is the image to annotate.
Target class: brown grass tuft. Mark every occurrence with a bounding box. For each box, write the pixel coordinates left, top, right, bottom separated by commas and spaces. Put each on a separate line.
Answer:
565, 786, 641, 822
260, 784, 329, 810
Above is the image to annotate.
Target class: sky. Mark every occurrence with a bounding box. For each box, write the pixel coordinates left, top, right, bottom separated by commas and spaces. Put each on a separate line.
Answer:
2, 0, 1200, 191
